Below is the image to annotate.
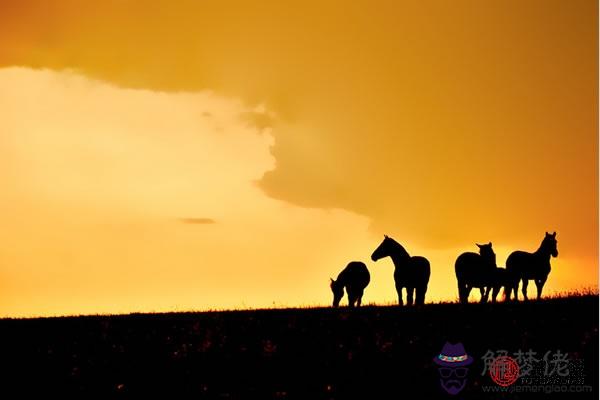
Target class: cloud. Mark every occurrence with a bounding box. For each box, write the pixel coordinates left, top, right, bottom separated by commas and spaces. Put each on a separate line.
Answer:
0, 67, 386, 316
179, 217, 216, 225
239, 110, 274, 132
0, 0, 595, 257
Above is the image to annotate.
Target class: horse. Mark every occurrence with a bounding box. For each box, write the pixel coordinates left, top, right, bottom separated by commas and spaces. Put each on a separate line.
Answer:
506, 232, 558, 301
455, 242, 496, 304
330, 261, 370, 307
490, 267, 514, 303
371, 235, 430, 306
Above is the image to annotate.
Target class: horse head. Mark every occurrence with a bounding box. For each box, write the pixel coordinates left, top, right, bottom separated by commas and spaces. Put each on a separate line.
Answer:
330, 278, 344, 307
371, 235, 393, 261
543, 232, 559, 258
476, 242, 497, 267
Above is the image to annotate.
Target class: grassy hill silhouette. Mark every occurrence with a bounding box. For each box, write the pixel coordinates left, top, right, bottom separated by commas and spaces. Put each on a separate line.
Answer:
0, 293, 597, 398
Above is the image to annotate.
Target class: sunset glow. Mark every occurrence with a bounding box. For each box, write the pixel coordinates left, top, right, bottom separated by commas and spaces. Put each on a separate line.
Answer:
0, 0, 597, 317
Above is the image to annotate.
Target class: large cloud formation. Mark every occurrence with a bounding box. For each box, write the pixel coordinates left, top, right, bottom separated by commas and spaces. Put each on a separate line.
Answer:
0, 67, 381, 316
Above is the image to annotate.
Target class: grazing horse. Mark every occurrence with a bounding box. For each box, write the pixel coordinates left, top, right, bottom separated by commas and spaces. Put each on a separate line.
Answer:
330, 261, 370, 307
506, 232, 558, 301
371, 235, 430, 306
455, 243, 496, 304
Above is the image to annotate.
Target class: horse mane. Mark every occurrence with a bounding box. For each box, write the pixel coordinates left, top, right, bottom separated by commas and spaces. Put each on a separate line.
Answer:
536, 235, 554, 255
536, 238, 546, 253
387, 237, 411, 259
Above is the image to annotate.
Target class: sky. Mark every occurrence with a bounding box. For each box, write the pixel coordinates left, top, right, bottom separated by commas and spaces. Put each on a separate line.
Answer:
0, 0, 597, 317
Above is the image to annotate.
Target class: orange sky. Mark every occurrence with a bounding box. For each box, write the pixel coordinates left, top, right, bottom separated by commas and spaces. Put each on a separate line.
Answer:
0, 0, 597, 317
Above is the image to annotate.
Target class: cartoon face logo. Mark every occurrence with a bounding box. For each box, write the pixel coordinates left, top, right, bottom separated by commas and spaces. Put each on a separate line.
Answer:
433, 342, 473, 395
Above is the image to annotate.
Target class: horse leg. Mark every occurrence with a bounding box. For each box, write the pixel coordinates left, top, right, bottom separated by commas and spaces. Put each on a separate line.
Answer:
458, 281, 469, 304
395, 283, 404, 306
356, 289, 364, 307
416, 285, 427, 305
464, 285, 472, 303
491, 285, 499, 303
457, 281, 464, 303
407, 288, 414, 306
484, 286, 492, 303
521, 279, 529, 301
535, 278, 546, 300
480, 286, 491, 303
346, 289, 355, 308
502, 285, 509, 302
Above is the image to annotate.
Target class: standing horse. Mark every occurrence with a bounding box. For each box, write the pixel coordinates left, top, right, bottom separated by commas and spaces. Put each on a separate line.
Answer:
455, 243, 497, 304
371, 235, 430, 306
506, 232, 558, 301
490, 267, 514, 303
330, 261, 371, 307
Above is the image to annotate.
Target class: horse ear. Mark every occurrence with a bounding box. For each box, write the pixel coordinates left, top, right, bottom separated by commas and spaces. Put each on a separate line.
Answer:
384, 234, 388, 239
489, 242, 492, 246
552, 231, 556, 237
476, 243, 482, 248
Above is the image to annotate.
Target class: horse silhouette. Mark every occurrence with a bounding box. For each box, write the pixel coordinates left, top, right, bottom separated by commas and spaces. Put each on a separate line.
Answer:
371, 235, 430, 305
506, 232, 558, 301
455, 243, 496, 304
490, 267, 515, 303
330, 261, 370, 307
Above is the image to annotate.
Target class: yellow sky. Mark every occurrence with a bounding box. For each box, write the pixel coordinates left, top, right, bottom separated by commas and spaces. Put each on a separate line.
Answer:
0, 1, 597, 316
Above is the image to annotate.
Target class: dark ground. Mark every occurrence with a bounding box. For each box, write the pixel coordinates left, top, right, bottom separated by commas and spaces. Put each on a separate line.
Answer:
0, 295, 597, 399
